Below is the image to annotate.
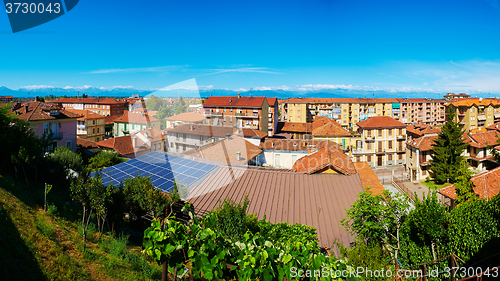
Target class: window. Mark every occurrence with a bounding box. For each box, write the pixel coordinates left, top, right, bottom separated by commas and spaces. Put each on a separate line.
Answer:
93, 128, 95, 134
154, 144, 156, 150
388, 154, 392, 161
176, 143, 179, 150
170, 142, 173, 148
356, 156, 360, 162
183, 133, 186, 141
275, 154, 281, 167
183, 144, 186, 151
97, 128, 99, 133
378, 129, 382, 138
367, 155, 372, 162
388, 140, 393, 149
43, 123, 49, 135
399, 153, 403, 160
399, 128, 403, 136
66, 141, 71, 150
367, 142, 372, 150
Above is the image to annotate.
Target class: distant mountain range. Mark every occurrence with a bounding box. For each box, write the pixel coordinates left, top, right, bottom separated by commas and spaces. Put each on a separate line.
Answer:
0, 85, 489, 100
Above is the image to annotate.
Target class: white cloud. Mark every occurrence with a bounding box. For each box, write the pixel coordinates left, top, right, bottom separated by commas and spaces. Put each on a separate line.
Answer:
63, 85, 92, 89
200, 67, 283, 76
20, 85, 55, 90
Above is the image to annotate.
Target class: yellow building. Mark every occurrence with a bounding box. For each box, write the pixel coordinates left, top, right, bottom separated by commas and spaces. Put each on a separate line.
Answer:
352, 116, 406, 167
282, 98, 399, 130
66, 109, 106, 142
448, 98, 500, 131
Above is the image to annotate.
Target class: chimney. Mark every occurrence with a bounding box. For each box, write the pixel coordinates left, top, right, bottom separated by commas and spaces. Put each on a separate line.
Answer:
25, 105, 29, 112
226, 133, 231, 139
132, 137, 138, 148
236, 151, 241, 160
237, 93, 241, 98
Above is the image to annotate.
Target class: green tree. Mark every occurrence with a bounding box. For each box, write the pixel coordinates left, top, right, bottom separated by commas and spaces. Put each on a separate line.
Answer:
145, 95, 163, 111
453, 160, 478, 205
341, 189, 411, 260
174, 96, 187, 115
70, 171, 115, 250
88, 150, 127, 171
49, 146, 84, 176
430, 106, 468, 184
406, 191, 449, 261
123, 175, 180, 219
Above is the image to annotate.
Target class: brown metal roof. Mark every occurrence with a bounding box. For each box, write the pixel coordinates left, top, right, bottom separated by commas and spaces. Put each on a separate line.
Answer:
186, 167, 363, 252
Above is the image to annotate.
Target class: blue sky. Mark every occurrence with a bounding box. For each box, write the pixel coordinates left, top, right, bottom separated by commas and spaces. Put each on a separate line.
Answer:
1, 0, 500, 94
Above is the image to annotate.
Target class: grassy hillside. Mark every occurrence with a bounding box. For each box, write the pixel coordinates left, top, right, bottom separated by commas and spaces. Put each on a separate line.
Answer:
0, 174, 162, 281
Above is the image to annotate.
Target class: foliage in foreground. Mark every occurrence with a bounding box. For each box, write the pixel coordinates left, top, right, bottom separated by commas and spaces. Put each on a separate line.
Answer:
144, 200, 358, 280
342, 188, 500, 280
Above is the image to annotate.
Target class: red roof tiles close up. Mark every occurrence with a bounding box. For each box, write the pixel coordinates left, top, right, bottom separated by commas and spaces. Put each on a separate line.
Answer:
203, 96, 268, 108
357, 116, 406, 128
439, 166, 500, 200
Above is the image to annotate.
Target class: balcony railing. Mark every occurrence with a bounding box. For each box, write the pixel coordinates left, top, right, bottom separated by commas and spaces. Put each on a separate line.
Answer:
235, 113, 259, 118
50, 132, 63, 140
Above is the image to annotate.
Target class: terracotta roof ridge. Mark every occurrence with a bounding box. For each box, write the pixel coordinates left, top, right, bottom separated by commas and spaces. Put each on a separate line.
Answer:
27, 102, 41, 121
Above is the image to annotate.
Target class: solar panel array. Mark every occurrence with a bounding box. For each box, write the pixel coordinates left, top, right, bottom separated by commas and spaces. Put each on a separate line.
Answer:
101, 151, 216, 192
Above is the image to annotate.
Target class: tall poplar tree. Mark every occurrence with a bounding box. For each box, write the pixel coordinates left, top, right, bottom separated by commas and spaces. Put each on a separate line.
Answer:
430, 106, 468, 184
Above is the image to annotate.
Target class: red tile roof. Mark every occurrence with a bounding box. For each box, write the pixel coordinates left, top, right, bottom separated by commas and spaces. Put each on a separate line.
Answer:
448, 98, 500, 108
10, 101, 81, 121
464, 130, 500, 148
354, 162, 384, 196
407, 135, 439, 151
165, 112, 204, 122
66, 109, 105, 121
114, 112, 159, 124
312, 116, 351, 137
406, 123, 441, 137
96, 128, 163, 156
184, 136, 262, 165
280, 122, 313, 133
267, 98, 278, 106
439, 166, 500, 200
77, 138, 99, 149
105, 114, 124, 125
203, 96, 268, 108
357, 116, 406, 128
396, 98, 446, 103
239, 128, 268, 139
486, 122, 500, 131
291, 141, 356, 175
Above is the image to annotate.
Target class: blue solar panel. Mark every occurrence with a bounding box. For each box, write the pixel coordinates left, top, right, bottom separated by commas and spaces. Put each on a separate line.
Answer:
99, 152, 217, 189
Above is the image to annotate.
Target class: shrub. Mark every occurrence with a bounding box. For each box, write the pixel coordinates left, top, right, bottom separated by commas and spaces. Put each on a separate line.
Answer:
47, 204, 58, 216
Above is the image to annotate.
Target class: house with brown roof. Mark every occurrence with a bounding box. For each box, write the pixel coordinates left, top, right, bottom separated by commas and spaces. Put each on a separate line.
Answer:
439, 165, 500, 209
311, 116, 352, 150
202, 95, 270, 133
291, 141, 356, 175
184, 136, 262, 166
66, 109, 106, 142
257, 139, 326, 169
113, 111, 160, 137
447, 98, 500, 131
166, 124, 235, 154
9, 101, 80, 151
165, 112, 205, 129
97, 128, 165, 158
0, 96, 14, 103
49, 97, 127, 116
279, 122, 314, 139
462, 130, 500, 171
186, 165, 365, 255
353, 116, 406, 167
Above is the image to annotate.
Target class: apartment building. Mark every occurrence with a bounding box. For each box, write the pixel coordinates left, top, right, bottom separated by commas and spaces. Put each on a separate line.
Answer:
405, 124, 441, 181
267, 98, 279, 135
448, 98, 500, 131
397, 98, 446, 125
113, 112, 161, 137
9, 101, 80, 151
0, 96, 14, 103
202, 95, 270, 133
352, 116, 406, 167
66, 109, 106, 142
444, 93, 471, 101
462, 130, 500, 171
165, 112, 204, 129
49, 97, 127, 116
281, 98, 398, 130
166, 124, 235, 153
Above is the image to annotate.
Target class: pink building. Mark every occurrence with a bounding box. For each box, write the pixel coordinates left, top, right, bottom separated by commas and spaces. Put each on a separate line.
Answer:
11, 101, 80, 151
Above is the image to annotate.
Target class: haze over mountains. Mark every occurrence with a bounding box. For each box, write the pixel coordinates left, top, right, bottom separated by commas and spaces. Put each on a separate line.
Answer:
0, 85, 488, 100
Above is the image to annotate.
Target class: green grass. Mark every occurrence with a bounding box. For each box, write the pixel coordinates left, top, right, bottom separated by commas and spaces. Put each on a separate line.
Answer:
0, 174, 163, 281
421, 180, 451, 190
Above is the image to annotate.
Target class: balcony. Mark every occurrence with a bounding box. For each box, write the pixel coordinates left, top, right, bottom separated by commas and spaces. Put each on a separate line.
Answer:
205, 112, 222, 117
235, 112, 259, 118
51, 132, 64, 140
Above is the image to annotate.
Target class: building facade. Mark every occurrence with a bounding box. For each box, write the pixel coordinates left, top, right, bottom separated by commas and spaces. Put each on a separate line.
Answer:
49, 97, 127, 116
10, 101, 80, 151
281, 98, 399, 130
448, 98, 500, 131
397, 98, 446, 125
166, 124, 235, 153
67, 109, 106, 142
113, 112, 161, 137
352, 116, 406, 167
202, 95, 270, 132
